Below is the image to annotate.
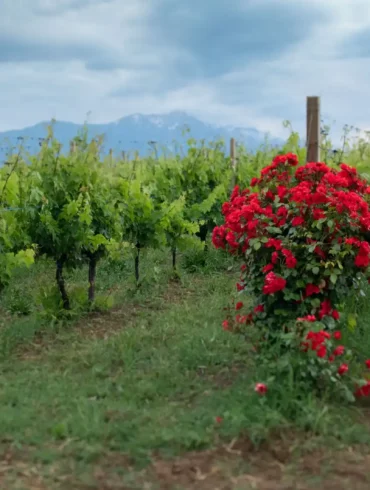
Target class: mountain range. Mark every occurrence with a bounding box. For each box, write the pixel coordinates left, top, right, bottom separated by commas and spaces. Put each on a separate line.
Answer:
0, 111, 284, 163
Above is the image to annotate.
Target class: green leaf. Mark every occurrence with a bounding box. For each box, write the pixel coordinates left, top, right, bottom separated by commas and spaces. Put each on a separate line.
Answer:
273, 309, 290, 317
312, 267, 320, 275
330, 273, 337, 284
310, 298, 321, 308
266, 226, 282, 234
347, 313, 357, 331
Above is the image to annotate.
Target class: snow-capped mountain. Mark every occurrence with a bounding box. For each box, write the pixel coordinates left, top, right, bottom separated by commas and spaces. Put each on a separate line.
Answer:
0, 111, 283, 163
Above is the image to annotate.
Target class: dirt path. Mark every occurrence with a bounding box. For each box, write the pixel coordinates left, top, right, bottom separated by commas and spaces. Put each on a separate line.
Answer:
2, 436, 370, 489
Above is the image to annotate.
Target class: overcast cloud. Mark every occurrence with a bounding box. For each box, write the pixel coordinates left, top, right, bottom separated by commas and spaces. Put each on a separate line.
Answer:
0, 0, 369, 142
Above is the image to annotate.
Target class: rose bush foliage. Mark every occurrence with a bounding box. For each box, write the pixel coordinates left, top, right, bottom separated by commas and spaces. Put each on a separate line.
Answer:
213, 153, 370, 400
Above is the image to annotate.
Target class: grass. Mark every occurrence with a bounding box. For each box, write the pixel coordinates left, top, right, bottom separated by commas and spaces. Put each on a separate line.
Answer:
1, 246, 370, 489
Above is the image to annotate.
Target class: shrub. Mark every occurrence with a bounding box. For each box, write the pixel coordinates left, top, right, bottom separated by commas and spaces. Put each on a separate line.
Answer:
213, 153, 370, 401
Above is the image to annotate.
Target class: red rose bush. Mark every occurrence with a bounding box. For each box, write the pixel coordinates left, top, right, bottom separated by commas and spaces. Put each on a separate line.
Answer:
213, 153, 370, 401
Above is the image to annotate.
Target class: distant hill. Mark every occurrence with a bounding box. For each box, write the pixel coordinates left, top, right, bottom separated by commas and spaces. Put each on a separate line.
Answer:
0, 111, 284, 163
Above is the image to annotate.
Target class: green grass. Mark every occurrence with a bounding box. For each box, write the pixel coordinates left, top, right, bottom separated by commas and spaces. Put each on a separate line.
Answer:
1, 246, 370, 489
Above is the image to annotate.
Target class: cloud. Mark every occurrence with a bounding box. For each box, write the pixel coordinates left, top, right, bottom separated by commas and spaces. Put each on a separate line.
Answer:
0, 0, 369, 145
148, 0, 329, 78
0, 34, 99, 63
339, 27, 370, 59
0, 0, 329, 73
0, 0, 150, 67
31, 0, 116, 16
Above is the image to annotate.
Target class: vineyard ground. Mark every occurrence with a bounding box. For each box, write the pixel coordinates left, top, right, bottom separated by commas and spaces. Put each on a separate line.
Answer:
1, 247, 370, 489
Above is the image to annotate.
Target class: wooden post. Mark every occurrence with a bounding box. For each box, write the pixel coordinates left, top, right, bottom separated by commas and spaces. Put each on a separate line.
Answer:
230, 137, 237, 190
122, 150, 126, 161
306, 96, 320, 162
109, 148, 113, 165
70, 140, 76, 154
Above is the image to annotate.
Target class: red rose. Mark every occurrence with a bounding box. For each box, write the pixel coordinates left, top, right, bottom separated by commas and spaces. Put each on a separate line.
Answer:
292, 216, 305, 227
316, 344, 327, 358
297, 315, 316, 322
333, 345, 345, 356
262, 272, 286, 295
222, 320, 230, 331
255, 383, 267, 395
338, 364, 348, 376
305, 284, 320, 297
332, 310, 340, 320
262, 264, 274, 273
355, 381, 370, 398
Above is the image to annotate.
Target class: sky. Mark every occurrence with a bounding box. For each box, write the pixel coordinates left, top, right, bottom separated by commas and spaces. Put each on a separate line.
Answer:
0, 0, 370, 142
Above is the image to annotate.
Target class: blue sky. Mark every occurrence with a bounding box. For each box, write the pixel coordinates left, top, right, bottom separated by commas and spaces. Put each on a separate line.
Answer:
0, 0, 370, 141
